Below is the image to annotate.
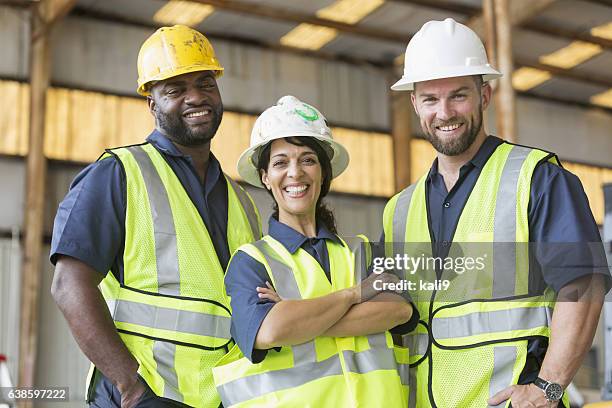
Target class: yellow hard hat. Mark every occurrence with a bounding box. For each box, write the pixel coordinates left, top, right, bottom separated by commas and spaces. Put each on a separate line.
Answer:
136, 25, 224, 96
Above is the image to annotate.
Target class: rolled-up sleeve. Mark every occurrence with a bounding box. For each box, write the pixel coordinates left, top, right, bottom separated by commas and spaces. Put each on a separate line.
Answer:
225, 250, 278, 363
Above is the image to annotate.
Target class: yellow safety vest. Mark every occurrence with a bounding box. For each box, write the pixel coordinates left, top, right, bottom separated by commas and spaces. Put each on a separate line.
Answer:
212, 234, 409, 407
383, 142, 570, 407
88, 143, 261, 408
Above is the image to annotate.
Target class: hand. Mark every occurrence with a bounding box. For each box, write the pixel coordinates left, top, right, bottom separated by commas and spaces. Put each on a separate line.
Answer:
357, 272, 401, 302
118, 376, 147, 408
257, 281, 282, 303
488, 384, 559, 408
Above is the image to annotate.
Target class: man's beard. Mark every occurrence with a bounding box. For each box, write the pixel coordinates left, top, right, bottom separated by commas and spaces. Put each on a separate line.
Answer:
156, 104, 223, 147
424, 106, 483, 156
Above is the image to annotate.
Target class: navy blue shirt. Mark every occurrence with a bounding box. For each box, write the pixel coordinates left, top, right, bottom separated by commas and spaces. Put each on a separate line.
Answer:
225, 217, 418, 364
381, 135, 610, 388
50, 130, 230, 280
381, 135, 610, 293
225, 217, 339, 363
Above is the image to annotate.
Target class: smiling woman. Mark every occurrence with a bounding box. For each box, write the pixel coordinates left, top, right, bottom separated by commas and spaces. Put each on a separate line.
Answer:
212, 96, 414, 407
257, 137, 335, 235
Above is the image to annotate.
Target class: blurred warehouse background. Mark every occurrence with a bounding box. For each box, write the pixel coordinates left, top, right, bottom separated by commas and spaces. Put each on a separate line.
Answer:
0, 0, 611, 406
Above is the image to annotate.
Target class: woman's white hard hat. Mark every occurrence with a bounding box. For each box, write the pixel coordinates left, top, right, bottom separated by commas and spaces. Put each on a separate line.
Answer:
392, 18, 502, 91
237, 95, 350, 187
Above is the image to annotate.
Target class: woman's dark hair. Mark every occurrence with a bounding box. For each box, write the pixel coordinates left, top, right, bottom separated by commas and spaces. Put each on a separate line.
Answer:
256, 136, 337, 234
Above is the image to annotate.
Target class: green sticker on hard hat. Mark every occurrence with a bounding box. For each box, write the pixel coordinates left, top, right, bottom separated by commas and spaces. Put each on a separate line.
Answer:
294, 104, 319, 121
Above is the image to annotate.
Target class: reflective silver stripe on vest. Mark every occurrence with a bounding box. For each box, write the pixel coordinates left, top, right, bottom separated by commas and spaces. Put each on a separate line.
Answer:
344, 236, 368, 283
127, 146, 180, 296
354, 243, 368, 283
292, 341, 317, 363
252, 240, 301, 300
398, 363, 409, 386
252, 241, 319, 362
408, 366, 417, 407
226, 176, 261, 239
493, 145, 531, 297
432, 306, 552, 340
153, 341, 183, 402
342, 346, 397, 374
393, 184, 417, 257
487, 346, 517, 408
344, 333, 398, 375
254, 240, 399, 373
367, 332, 387, 348
402, 333, 429, 356
113, 299, 231, 340
217, 355, 343, 407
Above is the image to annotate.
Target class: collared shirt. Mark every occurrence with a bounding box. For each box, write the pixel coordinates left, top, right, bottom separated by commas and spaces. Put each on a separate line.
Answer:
424, 135, 609, 293
381, 135, 610, 386
227, 217, 419, 363
381, 135, 610, 293
50, 129, 230, 281
224, 217, 341, 363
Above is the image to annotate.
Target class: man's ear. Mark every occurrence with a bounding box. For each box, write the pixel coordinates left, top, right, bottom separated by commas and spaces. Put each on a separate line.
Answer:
147, 95, 157, 116
410, 92, 420, 117
481, 82, 492, 110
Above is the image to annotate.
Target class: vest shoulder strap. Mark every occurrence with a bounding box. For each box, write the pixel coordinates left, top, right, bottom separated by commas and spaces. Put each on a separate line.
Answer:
101, 142, 151, 159
499, 140, 559, 168
225, 175, 262, 240
384, 175, 426, 244
243, 236, 320, 301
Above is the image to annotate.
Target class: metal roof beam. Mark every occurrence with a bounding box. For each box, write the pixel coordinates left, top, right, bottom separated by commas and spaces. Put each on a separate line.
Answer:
67, 2, 611, 112
188, 0, 407, 43
70, 6, 390, 68
467, 0, 558, 38
387, 0, 480, 16
522, 21, 612, 49
516, 58, 612, 88
391, 0, 611, 50
578, 0, 612, 7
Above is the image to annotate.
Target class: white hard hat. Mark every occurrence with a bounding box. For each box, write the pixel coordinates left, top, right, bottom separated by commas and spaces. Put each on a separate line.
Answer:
392, 18, 501, 91
237, 95, 350, 187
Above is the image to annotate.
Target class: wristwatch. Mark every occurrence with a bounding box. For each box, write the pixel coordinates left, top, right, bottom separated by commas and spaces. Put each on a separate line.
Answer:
533, 377, 564, 402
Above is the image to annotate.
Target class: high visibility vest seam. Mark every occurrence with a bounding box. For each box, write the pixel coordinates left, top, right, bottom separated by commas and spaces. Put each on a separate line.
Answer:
119, 283, 231, 313
117, 328, 233, 351
430, 293, 551, 313
430, 335, 549, 351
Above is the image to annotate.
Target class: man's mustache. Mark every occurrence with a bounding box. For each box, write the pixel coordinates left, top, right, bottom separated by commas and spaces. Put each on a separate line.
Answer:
432, 118, 463, 128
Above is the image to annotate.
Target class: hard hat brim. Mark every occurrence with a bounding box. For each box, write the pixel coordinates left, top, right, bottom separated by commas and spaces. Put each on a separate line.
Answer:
391, 67, 502, 91
237, 133, 350, 188
137, 65, 224, 96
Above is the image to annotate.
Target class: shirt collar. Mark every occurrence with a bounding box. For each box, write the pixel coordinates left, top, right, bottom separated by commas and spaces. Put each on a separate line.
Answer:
470, 135, 504, 169
267, 216, 342, 254
147, 129, 222, 167
427, 135, 504, 181
146, 129, 186, 158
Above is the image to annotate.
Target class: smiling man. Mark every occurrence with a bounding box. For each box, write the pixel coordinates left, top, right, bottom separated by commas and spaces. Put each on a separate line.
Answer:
382, 18, 610, 408
50, 26, 261, 408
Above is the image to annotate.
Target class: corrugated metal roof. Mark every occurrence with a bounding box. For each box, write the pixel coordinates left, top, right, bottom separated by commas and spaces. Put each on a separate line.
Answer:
530, 0, 612, 32
71, 0, 612, 110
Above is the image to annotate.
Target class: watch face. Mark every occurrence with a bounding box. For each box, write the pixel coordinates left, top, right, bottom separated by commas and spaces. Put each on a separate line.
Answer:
545, 383, 564, 401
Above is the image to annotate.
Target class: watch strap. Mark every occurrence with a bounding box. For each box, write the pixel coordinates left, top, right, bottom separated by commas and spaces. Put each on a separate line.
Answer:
533, 376, 548, 390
